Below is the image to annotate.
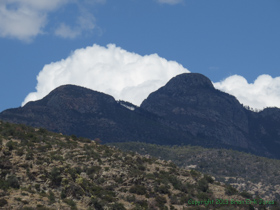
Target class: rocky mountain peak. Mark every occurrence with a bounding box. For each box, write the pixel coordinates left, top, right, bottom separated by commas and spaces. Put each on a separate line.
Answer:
163, 73, 214, 92
141, 73, 214, 101
24, 84, 115, 110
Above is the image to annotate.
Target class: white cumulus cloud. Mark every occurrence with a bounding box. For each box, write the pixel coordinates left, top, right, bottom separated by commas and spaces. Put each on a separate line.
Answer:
22, 44, 189, 106
0, 0, 68, 41
0, 0, 101, 41
214, 74, 280, 110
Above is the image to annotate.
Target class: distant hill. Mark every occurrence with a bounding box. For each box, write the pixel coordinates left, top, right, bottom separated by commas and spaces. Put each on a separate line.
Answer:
0, 120, 270, 209
1, 73, 280, 159
109, 141, 280, 202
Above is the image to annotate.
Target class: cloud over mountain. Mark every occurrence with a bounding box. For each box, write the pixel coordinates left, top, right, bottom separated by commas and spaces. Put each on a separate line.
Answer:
214, 74, 280, 110
22, 44, 189, 106
20, 41, 280, 110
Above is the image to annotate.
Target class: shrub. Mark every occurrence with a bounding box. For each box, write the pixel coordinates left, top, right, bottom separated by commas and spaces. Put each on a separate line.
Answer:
25, 152, 33, 160
60, 189, 67, 199
27, 168, 35, 181
204, 174, 214, 184
22, 207, 33, 210
197, 192, 209, 200
49, 167, 62, 186
86, 166, 101, 175
0, 198, 7, 207
240, 191, 252, 199
154, 184, 170, 194
35, 184, 40, 191
178, 194, 189, 205
0, 179, 8, 190
3, 150, 11, 156
197, 178, 208, 192
126, 195, 136, 202
102, 192, 116, 203
138, 165, 146, 171
190, 170, 200, 177
225, 185, 238, 196
180, 183, 189, 193
135, 200, 148, 209
129, 185, 147, 195
0, 157, 12, 169
6, 140, 16, 151
36, 206, 53, 210
145, 173, 155, 180
65, 183, 84, 198
168, 175, 181, 190
48, 190, 55, 204
63, 199, 77, 209
155, 195, 167, 208
90, 198, 104, 210
170, 195, 179, 205
38, 128, 47, 134
16, 148, 24, 156
111, 203, 126, 210
7, 175, 20, 189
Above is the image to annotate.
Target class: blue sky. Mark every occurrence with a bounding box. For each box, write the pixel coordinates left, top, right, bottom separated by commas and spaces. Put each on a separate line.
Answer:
1, 0, 280, 112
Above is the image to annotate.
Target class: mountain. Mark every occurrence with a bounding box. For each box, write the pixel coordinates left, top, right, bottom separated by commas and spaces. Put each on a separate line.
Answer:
0, 85, 192, 145
1, 121, 268, 209
140, 73, 280, 158
1, 73, 280, 159
141, 73, 250, 148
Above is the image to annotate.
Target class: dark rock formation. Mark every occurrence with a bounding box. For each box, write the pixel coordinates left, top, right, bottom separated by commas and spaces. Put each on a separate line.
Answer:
0, 85, 190, 145
141, 73, 250, 147
141, 73, 280, 158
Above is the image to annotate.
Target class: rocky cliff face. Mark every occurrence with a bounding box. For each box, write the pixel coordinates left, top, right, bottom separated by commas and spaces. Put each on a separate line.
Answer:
1, 73, 280, 159
141, 73, 250, 148
246, 107, 280, 157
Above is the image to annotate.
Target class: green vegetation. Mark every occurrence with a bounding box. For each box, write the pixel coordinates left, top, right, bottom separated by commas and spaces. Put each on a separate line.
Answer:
129, 185, 147, 195
63, 199, 77, 209
225, 185, 238, 196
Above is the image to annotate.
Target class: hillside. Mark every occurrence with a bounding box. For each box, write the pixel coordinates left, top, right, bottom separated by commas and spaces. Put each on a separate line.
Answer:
0, 120, 274, 210
110, 142, 280, 203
